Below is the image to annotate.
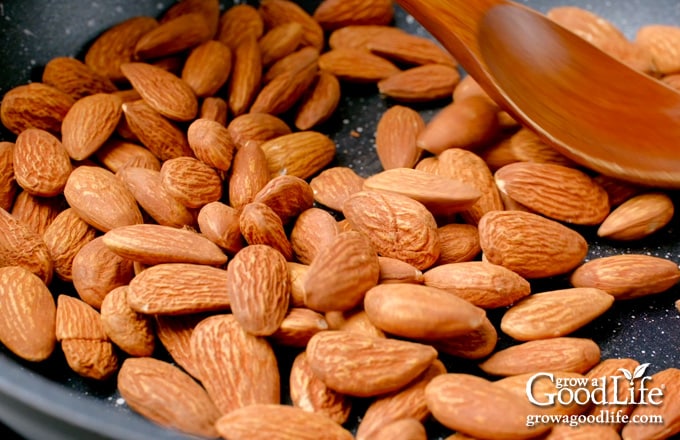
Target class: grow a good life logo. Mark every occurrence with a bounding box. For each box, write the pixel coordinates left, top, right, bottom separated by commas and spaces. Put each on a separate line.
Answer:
525, 363, 666, 428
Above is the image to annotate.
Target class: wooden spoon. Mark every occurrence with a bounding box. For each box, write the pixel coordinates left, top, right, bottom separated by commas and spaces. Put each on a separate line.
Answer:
396, 0, 680, 188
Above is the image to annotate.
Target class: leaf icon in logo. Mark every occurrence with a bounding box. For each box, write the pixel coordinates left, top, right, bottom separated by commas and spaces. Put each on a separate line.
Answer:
633, 363, 651, 380
618, 368, 633, 383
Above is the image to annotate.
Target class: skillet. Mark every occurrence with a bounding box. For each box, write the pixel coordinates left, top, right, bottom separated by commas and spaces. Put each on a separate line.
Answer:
0, 0, 679, 439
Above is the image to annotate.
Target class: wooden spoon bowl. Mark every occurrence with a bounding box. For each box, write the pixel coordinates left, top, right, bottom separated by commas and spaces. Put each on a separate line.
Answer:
397, 0, 680, 188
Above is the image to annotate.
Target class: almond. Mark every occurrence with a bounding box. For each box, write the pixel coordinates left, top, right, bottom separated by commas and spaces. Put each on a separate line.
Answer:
0, 266, 56, 362
288, 262, 310, 308
425, 373, 549, 439
100, 285, 155, 357
309, 166, 365, 212
264, 46, 320, 83
228, 142, 271, 209
10, 192, 63, 236
431, 316, 498, 360
329, 25, 406, 51
500, 287, 614, 340
436, 224, 481, 264
259, 131, 336, 180
306, 330, 437, 397
0, 207, 53, 284
363, 167, 481, 217
270, 308, 329, 347
63, 165, 143, 232
324, 309, 386, 339
197, 201, 244, 255
187, 118, 236, 171
134, 12, 213, 59
367, 32, 457, 67
318, 48, 400, 82
343, 190, 440, 270
0, 142, 17, 211
251, 62, 318, 116
61, 93, 122, 161
215, 404, 353, 440
200, 96, 229, 126
364, 283, 486, 339
478, 210, 588, 279
253, 175, 315, 224
228, 36, 262, 117
290, 207, 340, 264
190, 314, 280, 414
13, 128, 72, 197
159, 0, 220, 36
294, 71, 341, 130
84, 16, 159, 82
636, 25, 680, 74
217, 4, 264, 49
478, 337, 601, 376
259, 22, 304, 67
103, 224, 227, 266
592, 174, 643, 206
495, 162, 610, 225
356, 360, 446, 440
181, 40, 232, 97
95, 139, 161, 173
289, 351, 352, 424
314, 0, 393, 30
423, 261, 531, 309
71, 236, 134, 309
259, 0, 325, 50
127, 263, 230, 315
154, 314, 205, 379
42, 57, 117, 100
117, 357, 220, 438
378, 64, 461, 102
378, 256, 423, 284
117, 166, 195, 228
0, 83, 74, 135
43, 208, 96, 282
160, 156, 222, 209
227, 112, 291, 149
121, 99, 194, 161
621, 368, 680, 440
509, 128, 576, 167
570, 254, 680, 300
227, 245, 290, 336
121, 62, 197, 122
597, 192, 674, 240
375, 105, 425, 170
239, 202, 293, 260
585, 358, 639, 429
370, 418, 427, 440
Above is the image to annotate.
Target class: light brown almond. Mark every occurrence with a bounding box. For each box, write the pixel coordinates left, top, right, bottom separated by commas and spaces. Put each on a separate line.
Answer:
239, 202, 293, 260
306, 330, 437, 397
290, 207, 340, 264
370, 418, 427, 440
264, 46, 320, 83
509, 128, 576, 167
375, 105, 425, 170
368, 32, 456, 67
127, 263, 230, 315
318, 48, 400, 82
10, 191, 63, 236
181, 40, 232, 97
154, 314, 205, 379
160, 156, 222, 209
309, 166, 365, 212
436, 224, 481, 264
227, 112, 291, 149
134, 12, 213, 59
197, 201, 244, 255
217, 4, 264, 49
61, 93, 122, 160
42, 208, 96, 282
259, 131, 336, 180
0, 207, 53, 284
313, 0, 394, 30
597, 192, 674, 240
378, 256, 424, 284
259, 22, 304, 66
270, 308, 329, 347
324, 309, 386, 339
621, 368, 680, 440
250, 62, 318, 116
13, 128, 72, 197
0, 83, 75, 135
187, 118, 236, 171
636, 25, 680, 74
328, 25, 407, 51
0, 142, 17, 211
100, 286, 155, 357
95, 139, 160, 173
228, 142, 271, 210
60, 338, 119, 381
252, 175, 315, 225
258, 0, 325, 50
378, 64, 461, 102
430, 316, 498, 360
228, 36, 262, 117
585, 358, 639, 429
294, 71, 341, 131
200, 96, 228, 126
42, 57, 117, 100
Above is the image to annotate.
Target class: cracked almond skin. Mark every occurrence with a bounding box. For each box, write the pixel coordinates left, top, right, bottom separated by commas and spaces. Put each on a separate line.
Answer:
364, 284, 486, 339
303, 231, 380, 312
216, 404, 353, 440
227, 245, 290, 336
103, 224, 227, 266
495, 162, 610, 225
191, 314, 280, 415
500, 287, 614, 341
118, 357, 220, 438
478, 337, 601, 376
570, 254, 680, 300
479, 210, 588, 279
128, 263, 230, 315
0, 266, 56, 362
356, 360, 445, 440
426, 373, 550, 439
423, 261, 531, 309
343, 190, 440, 271
305, 330, 437, 397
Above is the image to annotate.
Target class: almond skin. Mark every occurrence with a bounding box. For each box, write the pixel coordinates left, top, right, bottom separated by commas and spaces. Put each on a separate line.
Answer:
42, 208, 96, 282
270, 307, 329, 347
313, 0, 394, 30
378, 64, 461, 102
215, 404, 354, 440
228, 143, 271, 210
197, 201, 245, 255
190, 314, 280, 414
309, 166, 365, 212
61, 93, 123, 161
436, 224, 481, 264
259, 22, 304, 67
217, 4, 264, 49
187, 118, 236, 171
134, 12, 213, 59
431, 316, 498, 360
42, 56, 117, 100
0, 82, 75, 135
0, 142, 17, 211
290, 207, 340, 264
500, 288, 614, 340
181, 40, 232, 97
159, 156, 223, 209
10, 191, 63, 236
304, 231, 380, 312
306, 330, 437, 397
0, 266, 56, 362
295, 71, 341, 131
118, 357, 220, 438
570, 254, 680, 300
621, 368, 680, 440
64, 166, 143, 232
318, 48, 400, 82
95, 139, 161, 173
127, 263, 230, 315
375, 105, 425, 170
0, 207, 53, 284
228, 36, 262, 117
239, 202, 293, 260
13, 128, 72, 197
259, 131, 336, 180
478, 337, 601, 376
121, 62, 198, 122
479, 210, 588, 279
252, 175, 315, 225
103, 224, 227, 266
364, 283, 486, 339
597, 192, 674, 240
367, 31, 457, 67
227, 112, 292, 149
154, 314, 205, 380
227, 245, 290, 336
259, 0, 325, 50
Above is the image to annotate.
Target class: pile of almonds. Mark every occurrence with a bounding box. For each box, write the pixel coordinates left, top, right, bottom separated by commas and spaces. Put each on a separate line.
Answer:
1, 0, 680, 439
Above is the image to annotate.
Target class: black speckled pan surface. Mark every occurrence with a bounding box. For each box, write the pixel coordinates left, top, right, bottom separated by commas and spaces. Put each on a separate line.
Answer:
1, 1, 680, 439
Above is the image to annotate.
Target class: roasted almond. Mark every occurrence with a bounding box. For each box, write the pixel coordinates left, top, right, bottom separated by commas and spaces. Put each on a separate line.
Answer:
290, 207, 340, 264
253, 175, 315, 225
187, 118, 236, 171
239, 202, 293, 260
42, 208, 96, 282
134, 12, 213, 59
228, 36, 262, 117
197, 201, 245, 255
258, 0, 325, 50
217, 4, 264, 49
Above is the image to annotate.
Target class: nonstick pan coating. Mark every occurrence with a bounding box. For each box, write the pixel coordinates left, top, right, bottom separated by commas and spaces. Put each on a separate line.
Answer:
1, 1, 680, 439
